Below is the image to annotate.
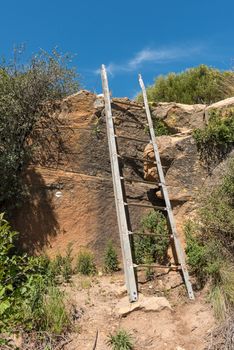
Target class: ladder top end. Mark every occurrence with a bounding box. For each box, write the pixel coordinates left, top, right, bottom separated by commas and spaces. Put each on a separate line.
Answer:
138, 74, 145, 89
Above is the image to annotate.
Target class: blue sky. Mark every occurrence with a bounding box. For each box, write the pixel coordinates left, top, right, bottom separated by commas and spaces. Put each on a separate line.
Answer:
1, 0, 234, 97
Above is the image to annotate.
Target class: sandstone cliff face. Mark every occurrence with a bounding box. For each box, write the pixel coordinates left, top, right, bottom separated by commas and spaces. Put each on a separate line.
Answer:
13, 91, 234, 259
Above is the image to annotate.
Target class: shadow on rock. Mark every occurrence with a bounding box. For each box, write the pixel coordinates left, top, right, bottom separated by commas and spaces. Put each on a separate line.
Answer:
12, 168, 59, 254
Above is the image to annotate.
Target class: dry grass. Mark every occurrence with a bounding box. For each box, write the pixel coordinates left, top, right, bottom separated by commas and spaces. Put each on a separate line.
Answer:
207, 313, 234, 350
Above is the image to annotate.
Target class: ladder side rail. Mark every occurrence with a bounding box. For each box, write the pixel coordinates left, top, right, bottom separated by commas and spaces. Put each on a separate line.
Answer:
101, 66, 130, 296
139, 74, 195, 300
101, 65, 138, 302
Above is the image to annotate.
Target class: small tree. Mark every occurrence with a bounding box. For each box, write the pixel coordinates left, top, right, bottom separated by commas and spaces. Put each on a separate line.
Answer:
76, 250, 96, 276
0, 48, 79, 212
104, 240, 119, 273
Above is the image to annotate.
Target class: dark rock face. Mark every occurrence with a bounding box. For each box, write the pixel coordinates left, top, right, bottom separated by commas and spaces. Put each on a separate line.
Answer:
13, 91, 234, 258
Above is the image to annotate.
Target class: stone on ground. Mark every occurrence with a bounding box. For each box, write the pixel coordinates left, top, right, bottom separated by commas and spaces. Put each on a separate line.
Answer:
115, 293, 172, 316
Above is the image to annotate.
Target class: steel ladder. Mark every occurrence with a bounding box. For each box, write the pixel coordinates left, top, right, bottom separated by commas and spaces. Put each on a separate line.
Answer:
101, 64, 194, 302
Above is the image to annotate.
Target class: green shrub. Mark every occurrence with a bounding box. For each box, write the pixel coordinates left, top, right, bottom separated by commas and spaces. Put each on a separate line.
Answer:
104, 240, 119, 273
193, 109, 234, 168
199, 159, 234, 249
185, 221, 234, 319
137, 65, 234, 105
185, 221, 222, 284
134, 210, 169, 265
185, 160, 234, 318
60, 243, 74, 282
49, 254, 64, 280
144, 115, 170, 136
18, 278, 70, 334
48, 244, 74, 283
154, 119, 170, 136
76, 250, 96, 276
0, 214, 72, 333
107, 329, 134, 350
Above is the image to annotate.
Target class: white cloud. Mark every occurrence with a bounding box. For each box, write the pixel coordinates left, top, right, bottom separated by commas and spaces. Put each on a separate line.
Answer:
98, 45, 202, 76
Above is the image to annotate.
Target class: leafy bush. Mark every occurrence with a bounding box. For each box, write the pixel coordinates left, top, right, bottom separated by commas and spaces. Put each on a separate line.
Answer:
134, 210, 169, 265
185, 221, 223, 284
154, 119, 170, 136
104, 240, 119, 274
137, 65, 234, 105
185, 223, 234, 319
193, 109, 234, 168
76, 250, 96, 276
50, 244, 74, 283
0, 48, 79, 212
144, 117, 170, 136
185, 159, 234, 318
107, 329, 134, 350
200, 159, 234, 249
0, 214, 71, 333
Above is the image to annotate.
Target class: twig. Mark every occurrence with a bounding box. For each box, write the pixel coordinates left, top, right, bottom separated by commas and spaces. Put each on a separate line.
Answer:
58, 338, 72, 349
92, 330, 98, 350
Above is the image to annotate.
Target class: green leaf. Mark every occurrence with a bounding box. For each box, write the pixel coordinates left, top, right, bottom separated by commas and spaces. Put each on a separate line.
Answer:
0, 300, 11, 315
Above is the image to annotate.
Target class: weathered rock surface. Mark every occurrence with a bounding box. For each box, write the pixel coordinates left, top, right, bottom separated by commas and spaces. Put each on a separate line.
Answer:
144, 134, 206, 202
13, 90, 234, 259
206, 96, 234, 112
115, 294, 172, 316
151, 101, 206, 132
14, 91, 149, 256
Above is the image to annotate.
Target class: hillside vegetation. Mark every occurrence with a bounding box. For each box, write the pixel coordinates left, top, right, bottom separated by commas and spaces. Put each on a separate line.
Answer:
185, 159, 234, 319
137, 65, 234, 104
186, 114, 234, 324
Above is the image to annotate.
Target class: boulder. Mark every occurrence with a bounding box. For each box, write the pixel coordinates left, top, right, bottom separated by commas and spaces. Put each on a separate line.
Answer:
205, 96, 234, 122
115, 294, 172, 316
151, 102, 206, 133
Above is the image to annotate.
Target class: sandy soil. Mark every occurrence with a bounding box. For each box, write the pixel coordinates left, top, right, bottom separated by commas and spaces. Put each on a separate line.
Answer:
63, 273, 215, 350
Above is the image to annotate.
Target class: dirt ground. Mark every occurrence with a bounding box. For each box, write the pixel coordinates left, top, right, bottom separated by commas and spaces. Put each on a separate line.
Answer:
63, 273, 216, 350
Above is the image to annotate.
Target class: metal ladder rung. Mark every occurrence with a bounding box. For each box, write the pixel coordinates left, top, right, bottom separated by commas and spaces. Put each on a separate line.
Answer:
112, 116, 145, 127
115, 134, 149, 143
128, 230, 172, 238
118, 154, 156, 164
120, 176, 161, 186
125, 202, 166, 211
134, 263, 181, 271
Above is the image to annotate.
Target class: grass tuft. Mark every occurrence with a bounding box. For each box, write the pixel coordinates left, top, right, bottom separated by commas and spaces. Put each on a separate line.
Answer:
107, 329, 134, 350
